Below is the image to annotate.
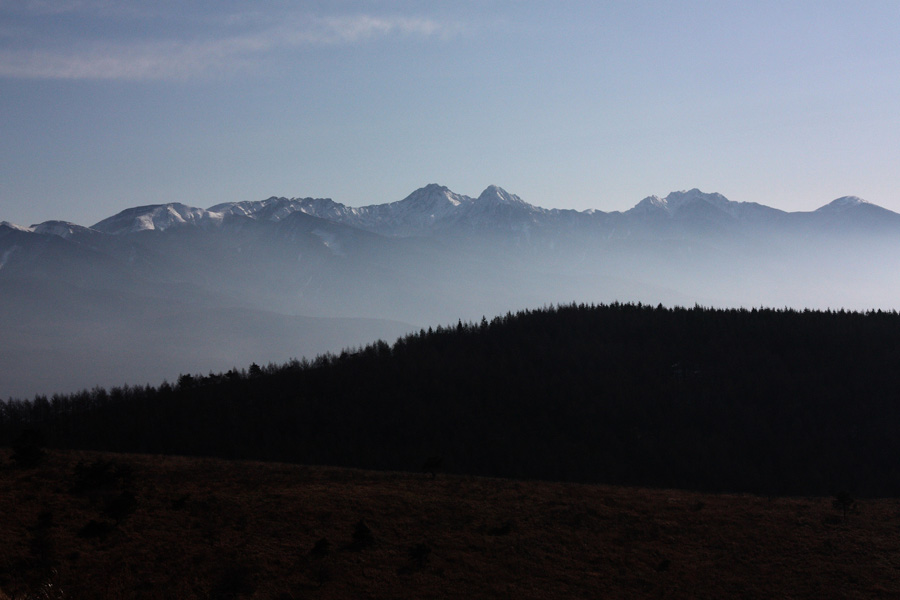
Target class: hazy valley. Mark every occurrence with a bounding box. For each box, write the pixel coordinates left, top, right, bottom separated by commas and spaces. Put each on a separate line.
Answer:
5, 189, 900, 598
3, 185, 900, 400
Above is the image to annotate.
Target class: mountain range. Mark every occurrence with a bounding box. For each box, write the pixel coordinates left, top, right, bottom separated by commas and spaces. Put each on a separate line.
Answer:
3, 184, 900, 399
23, 183, 895, 238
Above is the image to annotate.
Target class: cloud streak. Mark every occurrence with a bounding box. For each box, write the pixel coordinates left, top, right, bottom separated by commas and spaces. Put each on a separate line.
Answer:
319, 15, 442, 43
0, 13, 449, 81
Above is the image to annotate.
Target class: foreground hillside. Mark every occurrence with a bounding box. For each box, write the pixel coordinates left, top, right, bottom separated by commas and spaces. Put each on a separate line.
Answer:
2, 449, 898, 600
6, 303, 900, 496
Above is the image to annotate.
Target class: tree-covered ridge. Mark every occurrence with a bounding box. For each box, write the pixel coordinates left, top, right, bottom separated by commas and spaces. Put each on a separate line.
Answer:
4, 303, 900, 496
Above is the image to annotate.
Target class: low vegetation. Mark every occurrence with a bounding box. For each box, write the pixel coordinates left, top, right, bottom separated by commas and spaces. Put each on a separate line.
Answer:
2, 448, 899, 599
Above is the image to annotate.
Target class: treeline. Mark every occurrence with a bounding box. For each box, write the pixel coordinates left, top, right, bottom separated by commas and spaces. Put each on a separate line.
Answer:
4, 303, 900, 496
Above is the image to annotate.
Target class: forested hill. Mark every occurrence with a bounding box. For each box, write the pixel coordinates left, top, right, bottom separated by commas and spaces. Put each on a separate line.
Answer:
4, 303, 900, 496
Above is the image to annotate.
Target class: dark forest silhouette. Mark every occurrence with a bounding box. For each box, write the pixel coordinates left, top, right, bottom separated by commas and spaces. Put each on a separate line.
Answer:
3, 303, 900, 496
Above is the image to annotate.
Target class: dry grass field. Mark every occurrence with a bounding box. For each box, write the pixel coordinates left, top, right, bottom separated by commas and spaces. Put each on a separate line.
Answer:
2, 449, 900, 599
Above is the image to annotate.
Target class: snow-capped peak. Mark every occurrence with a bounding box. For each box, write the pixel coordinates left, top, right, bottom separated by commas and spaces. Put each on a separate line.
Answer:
629, 196, 668, 215
0, 221, 34, 233
392, 184, 473, 211
664, 189, 733, 213
626, 189, 740, 218
816, 196, 870, 212
476, 185, 526, 206
211, 197, 308, 222
75, 184, 890, 242
340, 184, 475, 234
32, 221, 94, 239
92, 203, 223, 235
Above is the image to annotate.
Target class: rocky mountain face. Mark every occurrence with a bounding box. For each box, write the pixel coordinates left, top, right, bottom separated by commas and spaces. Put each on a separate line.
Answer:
3, 185, 899, 399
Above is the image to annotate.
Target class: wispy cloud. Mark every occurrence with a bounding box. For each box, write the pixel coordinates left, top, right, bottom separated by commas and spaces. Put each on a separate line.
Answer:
318, 15, 443, 43
0, 40, 245, 80
0, 0, 145, 18
0, 11, 451, 81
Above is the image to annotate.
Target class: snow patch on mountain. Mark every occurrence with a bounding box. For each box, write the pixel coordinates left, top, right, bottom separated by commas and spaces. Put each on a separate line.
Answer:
452, 185, 550, 234
666, 189, 738, 216
816, 196, 870, 212
32, 221, 94, 239
64, 184, 894, 242
209, 184, 550, 236
476, 185, 528, 206
625, 189, 742, 218
347, 184, 475, 235
0, 246, 18, 270
628, 196, 669, 216
389, 183, 472, 215
298, 198, 363, 223
312, 229, 345, 255
211, 197, 373, 233
92, 203, 223, 234
212, 197, 311, 222
0, 221, 33, 233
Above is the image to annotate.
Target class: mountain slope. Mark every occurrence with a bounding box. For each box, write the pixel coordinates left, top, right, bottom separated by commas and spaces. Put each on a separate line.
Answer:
91, 203, 224, 234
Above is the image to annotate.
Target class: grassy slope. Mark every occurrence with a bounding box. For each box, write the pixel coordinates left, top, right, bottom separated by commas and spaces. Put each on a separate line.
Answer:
2, 449, 899, 599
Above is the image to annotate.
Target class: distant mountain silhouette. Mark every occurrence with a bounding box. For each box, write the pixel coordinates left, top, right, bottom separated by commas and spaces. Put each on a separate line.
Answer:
2, 185, 900, 399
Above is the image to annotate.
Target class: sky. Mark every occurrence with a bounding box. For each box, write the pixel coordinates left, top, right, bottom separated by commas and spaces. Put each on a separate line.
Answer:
2, 0, 899, 227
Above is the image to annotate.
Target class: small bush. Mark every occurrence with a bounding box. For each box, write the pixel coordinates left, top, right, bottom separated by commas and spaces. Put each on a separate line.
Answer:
28, 511, 56, 571
104, 490, 137, 523
210, 559, 257, 600
486, 520, 515, 536
77, 520, 114, 540
349, 519, 375, 550
409, 542, 431, 568
310, 537, 330, 558
10, 429, 46, 468
421, 456, 443, 478
398, 542, 432, 575
71, 459, 133, 494
833, 492, 857, 518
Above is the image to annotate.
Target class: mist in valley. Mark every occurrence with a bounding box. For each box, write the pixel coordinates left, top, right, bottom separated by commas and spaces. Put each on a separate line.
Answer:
2, 187, 899, 400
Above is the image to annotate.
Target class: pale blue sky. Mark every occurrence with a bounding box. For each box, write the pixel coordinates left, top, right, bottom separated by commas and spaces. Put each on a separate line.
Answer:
2, 1, 899, 227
